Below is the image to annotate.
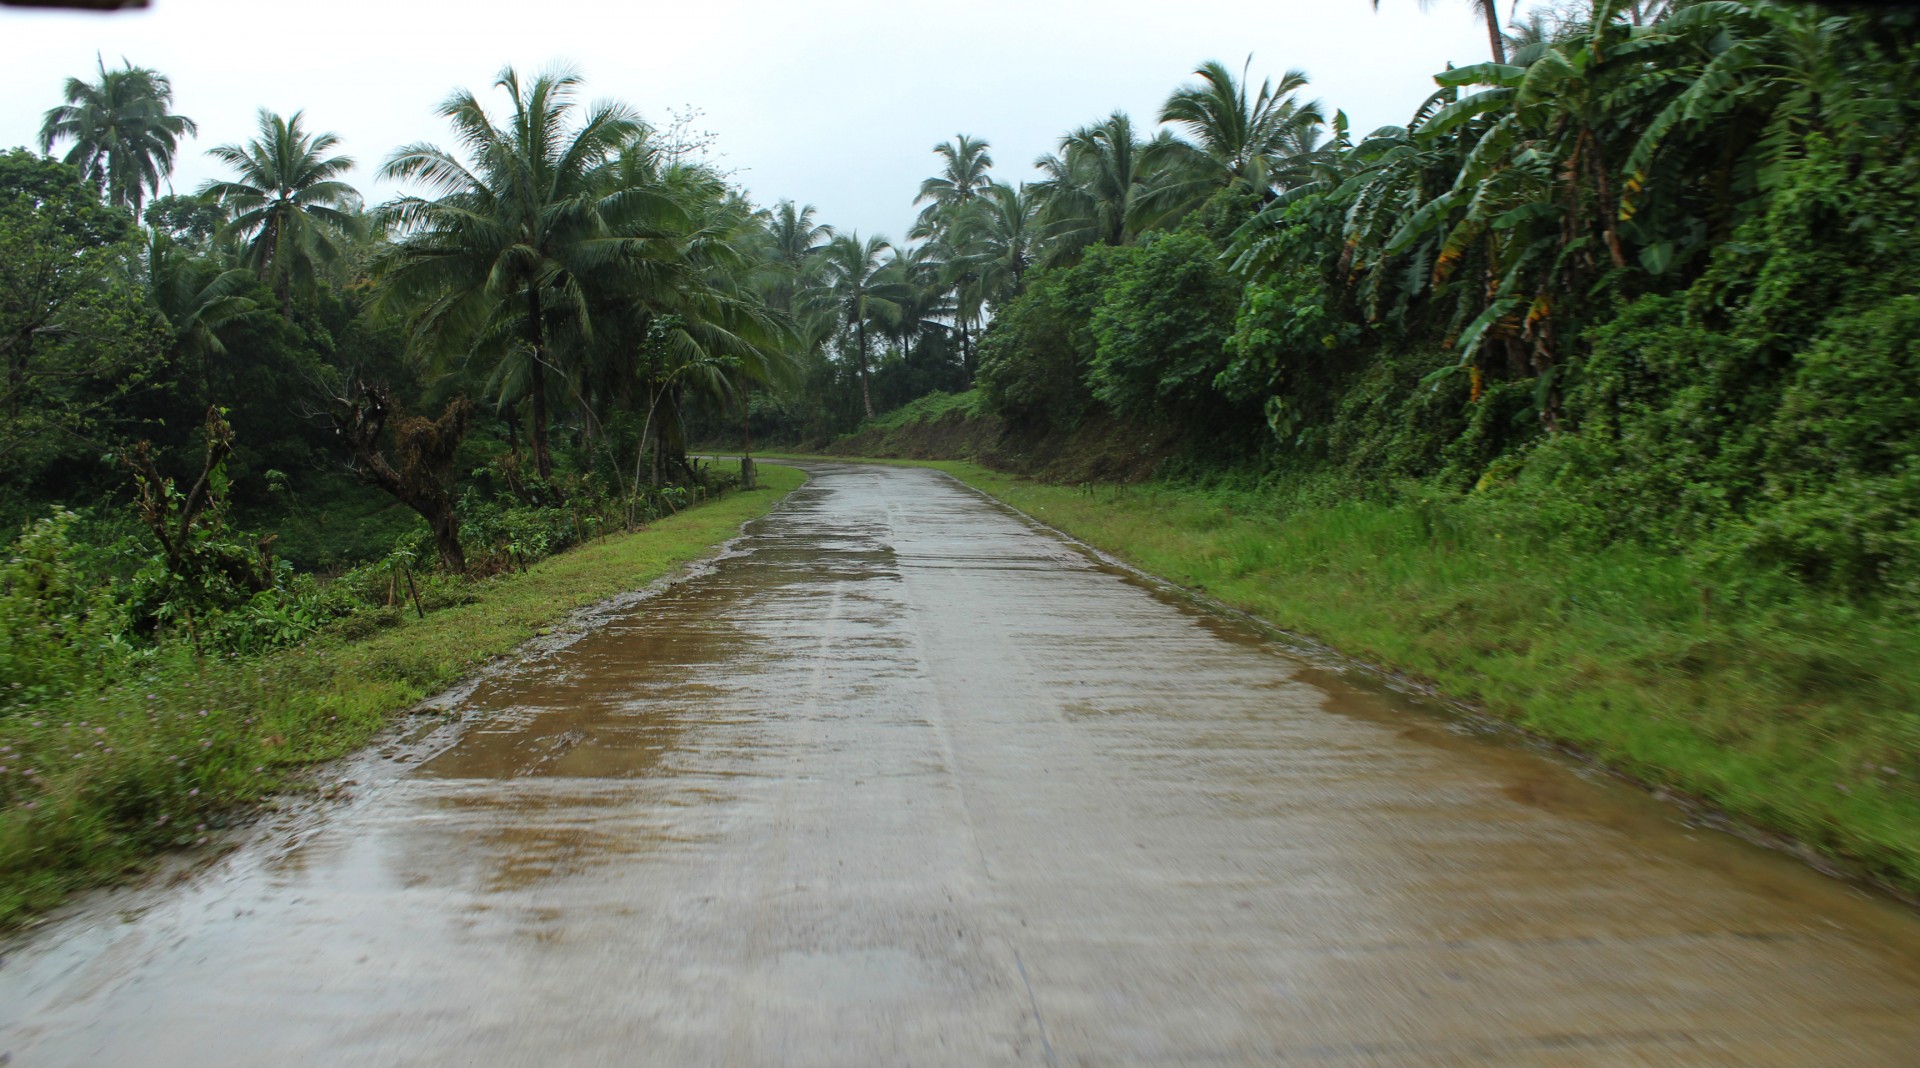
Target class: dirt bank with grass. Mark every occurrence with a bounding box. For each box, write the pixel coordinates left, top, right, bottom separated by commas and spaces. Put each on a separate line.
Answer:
811, 390, 1175, 484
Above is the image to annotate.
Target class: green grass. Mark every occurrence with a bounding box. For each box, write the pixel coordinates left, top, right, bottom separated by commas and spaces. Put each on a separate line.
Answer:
0, 464, 805, 926
860, 389, 984, 431
783, 454, 1920, 894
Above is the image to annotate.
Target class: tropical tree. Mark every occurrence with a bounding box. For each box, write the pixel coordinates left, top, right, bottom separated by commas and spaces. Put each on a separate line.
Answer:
958, 181, 1039, 311
1138, 60, 1325, 228
912, 135, 994, 239
200, 111, 360, 314
810, 233, 904, 419
144, 193, 228, 248
38, 57, 197, 218
143, 230, 257, 387
763, 199, 835, 313
0, 150, 162, 466
880, 241, 954, 371
1030, 112, 1156, 266
580, 163, 790, 488
373, 66, 652, 481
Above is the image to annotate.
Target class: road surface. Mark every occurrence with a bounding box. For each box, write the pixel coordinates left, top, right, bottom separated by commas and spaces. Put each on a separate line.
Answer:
4, 462, 1919, 1066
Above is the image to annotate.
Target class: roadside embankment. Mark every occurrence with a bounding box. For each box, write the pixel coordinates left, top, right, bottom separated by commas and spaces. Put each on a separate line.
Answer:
0, 464, 805, 927
812, 390, 1175, 484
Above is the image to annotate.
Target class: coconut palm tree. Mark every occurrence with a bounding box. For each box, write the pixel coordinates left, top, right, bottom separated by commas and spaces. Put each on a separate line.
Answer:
38, 57, 197, 218
881, 241, 954, 371
589, 173, 790, 487
373, 66, 652, 481
763, 200, 835, 313
1030, 112, 1155, 265
200, 111, 359, 314
913, 135, 994, 239
957, 182, 1038, 311
810, 233, 904, 419
1138, 59, 1325, 228
144, 231, 256, 363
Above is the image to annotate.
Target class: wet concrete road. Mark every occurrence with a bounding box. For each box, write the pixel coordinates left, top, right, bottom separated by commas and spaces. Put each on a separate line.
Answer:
5, 463, 1920, 1066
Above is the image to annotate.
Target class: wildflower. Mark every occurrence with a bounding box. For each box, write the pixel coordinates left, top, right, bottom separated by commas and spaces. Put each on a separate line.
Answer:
188, 788, 199, 797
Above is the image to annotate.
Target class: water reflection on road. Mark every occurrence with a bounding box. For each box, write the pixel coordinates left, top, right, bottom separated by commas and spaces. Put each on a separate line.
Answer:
4, 462, 1919, 1066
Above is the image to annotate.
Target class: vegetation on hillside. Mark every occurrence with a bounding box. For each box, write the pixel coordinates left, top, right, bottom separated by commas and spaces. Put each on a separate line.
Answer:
775, 0, 1920, 615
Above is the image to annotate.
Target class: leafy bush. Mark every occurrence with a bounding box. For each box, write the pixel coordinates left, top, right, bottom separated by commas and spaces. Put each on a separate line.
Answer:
976, 249, 1113, 431
0, 511, 129, 709
1087, 229, 1242, 426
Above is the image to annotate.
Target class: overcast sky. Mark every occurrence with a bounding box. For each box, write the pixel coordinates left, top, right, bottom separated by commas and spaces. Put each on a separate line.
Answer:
2, 0, 1493, 241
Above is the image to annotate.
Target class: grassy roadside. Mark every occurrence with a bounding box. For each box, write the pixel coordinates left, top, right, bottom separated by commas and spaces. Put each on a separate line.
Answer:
770, 452, 1920, 894
0, 463, 805, 926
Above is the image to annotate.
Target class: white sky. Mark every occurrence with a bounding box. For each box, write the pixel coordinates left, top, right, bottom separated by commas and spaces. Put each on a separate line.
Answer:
2, 0, 1493, 242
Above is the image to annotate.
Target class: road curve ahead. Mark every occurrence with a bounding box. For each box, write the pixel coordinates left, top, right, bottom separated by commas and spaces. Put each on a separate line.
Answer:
5, 462, 1920, 1066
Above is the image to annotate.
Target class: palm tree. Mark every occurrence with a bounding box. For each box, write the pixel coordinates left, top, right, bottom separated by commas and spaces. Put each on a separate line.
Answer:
373, 66, 650, 481
1030, 112, 1153, 265
881, 241, 954, 372
913, 134, 994, 239
810, 233, 904, 419
591, 171, 790, 488
1139, 59, 1325, 228
200, 111, 360, 314
143, 231, 259, 408
958, 182, 1038, 311
38, 57, 197, 218
763, 199, 835, 312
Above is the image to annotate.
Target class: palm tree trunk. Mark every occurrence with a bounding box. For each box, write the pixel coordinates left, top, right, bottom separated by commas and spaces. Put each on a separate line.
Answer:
526, 291, 554, 481
1483, 1, 1508, 64
857, 320, 874, 420
961, 317, 974, 388
739, 383, 756, 490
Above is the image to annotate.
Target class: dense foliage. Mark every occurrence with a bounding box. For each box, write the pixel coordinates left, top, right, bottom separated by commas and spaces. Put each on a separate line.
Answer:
885, 1, 1920, 614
